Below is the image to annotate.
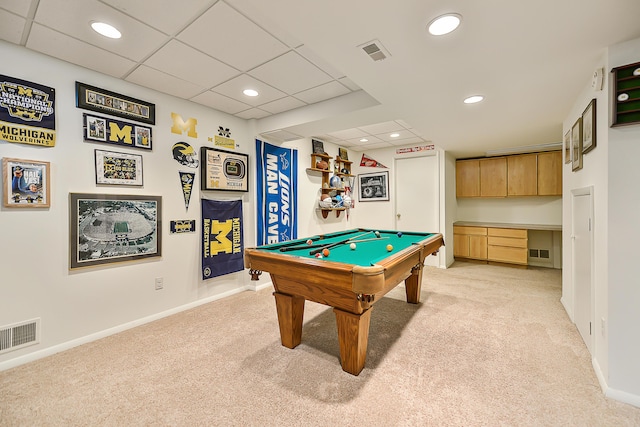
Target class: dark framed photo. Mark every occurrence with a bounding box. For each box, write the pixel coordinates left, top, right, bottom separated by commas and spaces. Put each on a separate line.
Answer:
581, 99, 596, 154
200, 147, 249, 192
95, 149, 143, 186
358, 171, 389, 201
563, 130, 571, 164
312, 139, 326, 154
2, 157, 51, 208
338, 147, 349, 160
76, 81, 155, 125
69, 193, 161, 269
571, 117, 583, 172
83, 113, 152, 150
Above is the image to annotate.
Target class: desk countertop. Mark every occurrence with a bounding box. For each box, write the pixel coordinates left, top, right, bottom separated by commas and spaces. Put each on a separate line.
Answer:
453, 221, 562, 232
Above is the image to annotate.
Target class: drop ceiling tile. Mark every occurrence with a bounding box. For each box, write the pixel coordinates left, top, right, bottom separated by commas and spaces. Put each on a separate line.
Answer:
101, 0, 217, 35
295, 45, 345, 79
235, 107, 270, 120
388, 136, 425, 146
0, 9, 26, 43
0, 0, 33, 16
338, 76, 360, 91
126, 65, 205, 99
249, 51, 333, 95
260, 129, 304, 142
190, 90, 252, 115
294, 81, 350, 104
143, 40, 239, 88
346, 135, 384, 144
177, 1, 288, 71
26, 24, 136, 78
258, 96, 306, 114
212, 74, 286, 106
359, 142, 393, 150
375, 129, 417, 142
33, 0, 166, 61
358, 121, 404, 135
226, 0, 302, 48
328, 128, 368, 140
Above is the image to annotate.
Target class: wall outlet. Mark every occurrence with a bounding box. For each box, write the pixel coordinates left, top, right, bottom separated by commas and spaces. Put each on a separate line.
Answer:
155, 277, 164, 290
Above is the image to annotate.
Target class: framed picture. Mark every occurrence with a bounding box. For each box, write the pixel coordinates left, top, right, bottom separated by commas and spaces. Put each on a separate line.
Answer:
69, 193, 161, 269
582, 99, 596, 154
2, 158, 50, 208
571, 117, 583, 172
312, 139, 326, 154
200, 147, 249, 192
95, 149, 143, 186
338, 147, 349, 160
358, 171, 389, 201
83, 113, 152, 150
563, 130, 571, 164
76, 81, 155, 125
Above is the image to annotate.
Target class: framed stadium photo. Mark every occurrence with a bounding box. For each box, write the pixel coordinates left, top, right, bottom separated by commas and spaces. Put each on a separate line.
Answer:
94, 149, 143, 186
200, 146, 249, 192
69, 193, 162, 269
2, 157, 51, 208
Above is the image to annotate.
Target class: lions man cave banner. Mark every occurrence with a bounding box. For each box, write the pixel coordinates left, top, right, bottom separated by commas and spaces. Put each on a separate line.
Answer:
255, 139, 298, 246
201, 199, 244, 279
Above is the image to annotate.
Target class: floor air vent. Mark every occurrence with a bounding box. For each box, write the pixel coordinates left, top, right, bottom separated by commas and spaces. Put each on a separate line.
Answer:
0, 319, 40, 355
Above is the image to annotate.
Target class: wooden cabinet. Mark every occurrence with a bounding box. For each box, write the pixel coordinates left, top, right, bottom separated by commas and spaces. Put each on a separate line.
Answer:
487, 228, 528, 265
456, 159, 480, 197
537, 151, 562, 196
612, 61, 640, 127
508, 154, 537, 196
453, 226, 487, 260
479, 158, 507, 197
456, 151, 562, 198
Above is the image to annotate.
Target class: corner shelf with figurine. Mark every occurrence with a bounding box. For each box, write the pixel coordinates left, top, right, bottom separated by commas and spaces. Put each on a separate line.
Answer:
307, 140, 354, 219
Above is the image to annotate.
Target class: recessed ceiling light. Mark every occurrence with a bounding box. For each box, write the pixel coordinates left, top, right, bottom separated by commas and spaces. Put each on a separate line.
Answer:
390, 133, 400, 138
360, 138, 368, 142
90, 21, 121, 39
243, 89, 259, 97
464, 95, 484, 104
428, 13, 462, 36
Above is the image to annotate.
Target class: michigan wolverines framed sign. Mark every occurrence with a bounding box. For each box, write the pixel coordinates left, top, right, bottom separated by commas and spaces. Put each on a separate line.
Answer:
76, 81, 155, 125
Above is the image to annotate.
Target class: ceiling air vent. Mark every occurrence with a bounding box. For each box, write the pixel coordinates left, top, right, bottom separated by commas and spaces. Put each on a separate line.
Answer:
359, 39, 391, 62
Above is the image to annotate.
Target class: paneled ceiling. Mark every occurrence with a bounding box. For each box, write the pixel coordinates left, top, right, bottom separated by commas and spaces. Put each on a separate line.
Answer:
2, 0, 640, 157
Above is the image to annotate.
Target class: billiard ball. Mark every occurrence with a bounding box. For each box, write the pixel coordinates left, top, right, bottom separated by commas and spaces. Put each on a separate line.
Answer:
322, 248, 330, 257
386, 244, 393, 252
350, 243, 356, 250
397, 232, 403, 238
374, 231, 380, 238
315, 253, 323, 258
306, 239, 313, 245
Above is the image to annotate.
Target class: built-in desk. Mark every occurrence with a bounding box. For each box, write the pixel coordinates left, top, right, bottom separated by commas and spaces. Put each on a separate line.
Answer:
453, 222, 562, 267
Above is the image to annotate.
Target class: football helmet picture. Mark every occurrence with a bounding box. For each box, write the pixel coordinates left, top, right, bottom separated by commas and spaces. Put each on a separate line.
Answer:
172, 141, 199, 168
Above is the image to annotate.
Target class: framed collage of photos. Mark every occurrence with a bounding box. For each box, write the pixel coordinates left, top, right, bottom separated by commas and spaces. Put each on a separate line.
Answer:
94, 149, 143, 186
76, 82, 155, 125
69, 193, 162, 269
83, 113, 152, 150
2, 157, 50, 208
200, 147, 249, 192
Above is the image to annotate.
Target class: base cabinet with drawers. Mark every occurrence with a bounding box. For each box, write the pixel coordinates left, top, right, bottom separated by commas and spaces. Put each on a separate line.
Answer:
454, 225, 528, 266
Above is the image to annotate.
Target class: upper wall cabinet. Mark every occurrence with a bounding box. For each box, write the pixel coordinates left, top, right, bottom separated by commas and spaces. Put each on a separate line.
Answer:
456, 151, 562, 198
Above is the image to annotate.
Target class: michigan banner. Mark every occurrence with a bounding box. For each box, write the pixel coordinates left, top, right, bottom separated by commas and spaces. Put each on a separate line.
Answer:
0, 75, 56, 147
255, 139, 298, 245
201, 199, 244, 279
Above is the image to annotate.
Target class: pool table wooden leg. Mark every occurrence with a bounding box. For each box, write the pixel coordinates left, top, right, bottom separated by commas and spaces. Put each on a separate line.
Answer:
273, 292, 305, 349
405, 263, 424, 304
333, 307, 372, 375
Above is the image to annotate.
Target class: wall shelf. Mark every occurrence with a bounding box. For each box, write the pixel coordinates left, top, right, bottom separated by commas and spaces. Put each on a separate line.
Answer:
612, 61, 640, 127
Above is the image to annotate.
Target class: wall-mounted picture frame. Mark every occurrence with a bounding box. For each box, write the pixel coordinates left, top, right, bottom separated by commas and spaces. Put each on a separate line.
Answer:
571, 117, 583, 172
581, 98, 596, 154
69, 193, 161, 269
358, 170, 389, 202
200, 147, 249, 192
563, 130, 571, 164
95, 149, 143, 186
338, 147, 349, 160
83, 113, 152, 150
76, 81, 156, 125
2, 157, 50, 208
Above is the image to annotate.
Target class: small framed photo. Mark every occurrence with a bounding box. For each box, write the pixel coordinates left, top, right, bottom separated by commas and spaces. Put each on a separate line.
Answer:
200, 147, 249, 192
338, 147, 349, 160
563, 129, 571, 164
69, 193, 161, 269
2, 158, 50, 208
581, 99, 596, 154
95, 149, 143, 186
571, 117, 583, 172
357, 171, 389, 202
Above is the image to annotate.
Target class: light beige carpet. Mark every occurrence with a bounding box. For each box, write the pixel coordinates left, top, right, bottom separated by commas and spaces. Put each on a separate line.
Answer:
1, 261, 639, 426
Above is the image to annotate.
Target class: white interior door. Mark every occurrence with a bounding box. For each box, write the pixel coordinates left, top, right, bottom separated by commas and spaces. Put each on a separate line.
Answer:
572, 190, 593, 354
395, 154, 440, 267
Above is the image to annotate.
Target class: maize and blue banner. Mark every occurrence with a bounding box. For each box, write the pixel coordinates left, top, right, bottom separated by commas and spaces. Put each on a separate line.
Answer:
255, 139, 298, 245
201, 199, 244, 280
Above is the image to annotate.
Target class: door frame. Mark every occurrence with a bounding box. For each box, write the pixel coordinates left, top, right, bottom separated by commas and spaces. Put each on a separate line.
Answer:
571, 185, 594, 354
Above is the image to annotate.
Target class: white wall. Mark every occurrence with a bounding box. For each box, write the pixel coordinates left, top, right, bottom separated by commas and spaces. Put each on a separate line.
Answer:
456, 197, 562, 225
0, 42, 255, 368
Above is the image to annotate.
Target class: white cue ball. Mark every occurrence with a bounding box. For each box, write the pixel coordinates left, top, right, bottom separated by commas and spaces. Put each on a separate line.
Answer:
350, 243, 356, 250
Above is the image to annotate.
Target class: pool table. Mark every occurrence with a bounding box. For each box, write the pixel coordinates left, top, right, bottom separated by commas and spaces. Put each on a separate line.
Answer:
244, 228, 444, 375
